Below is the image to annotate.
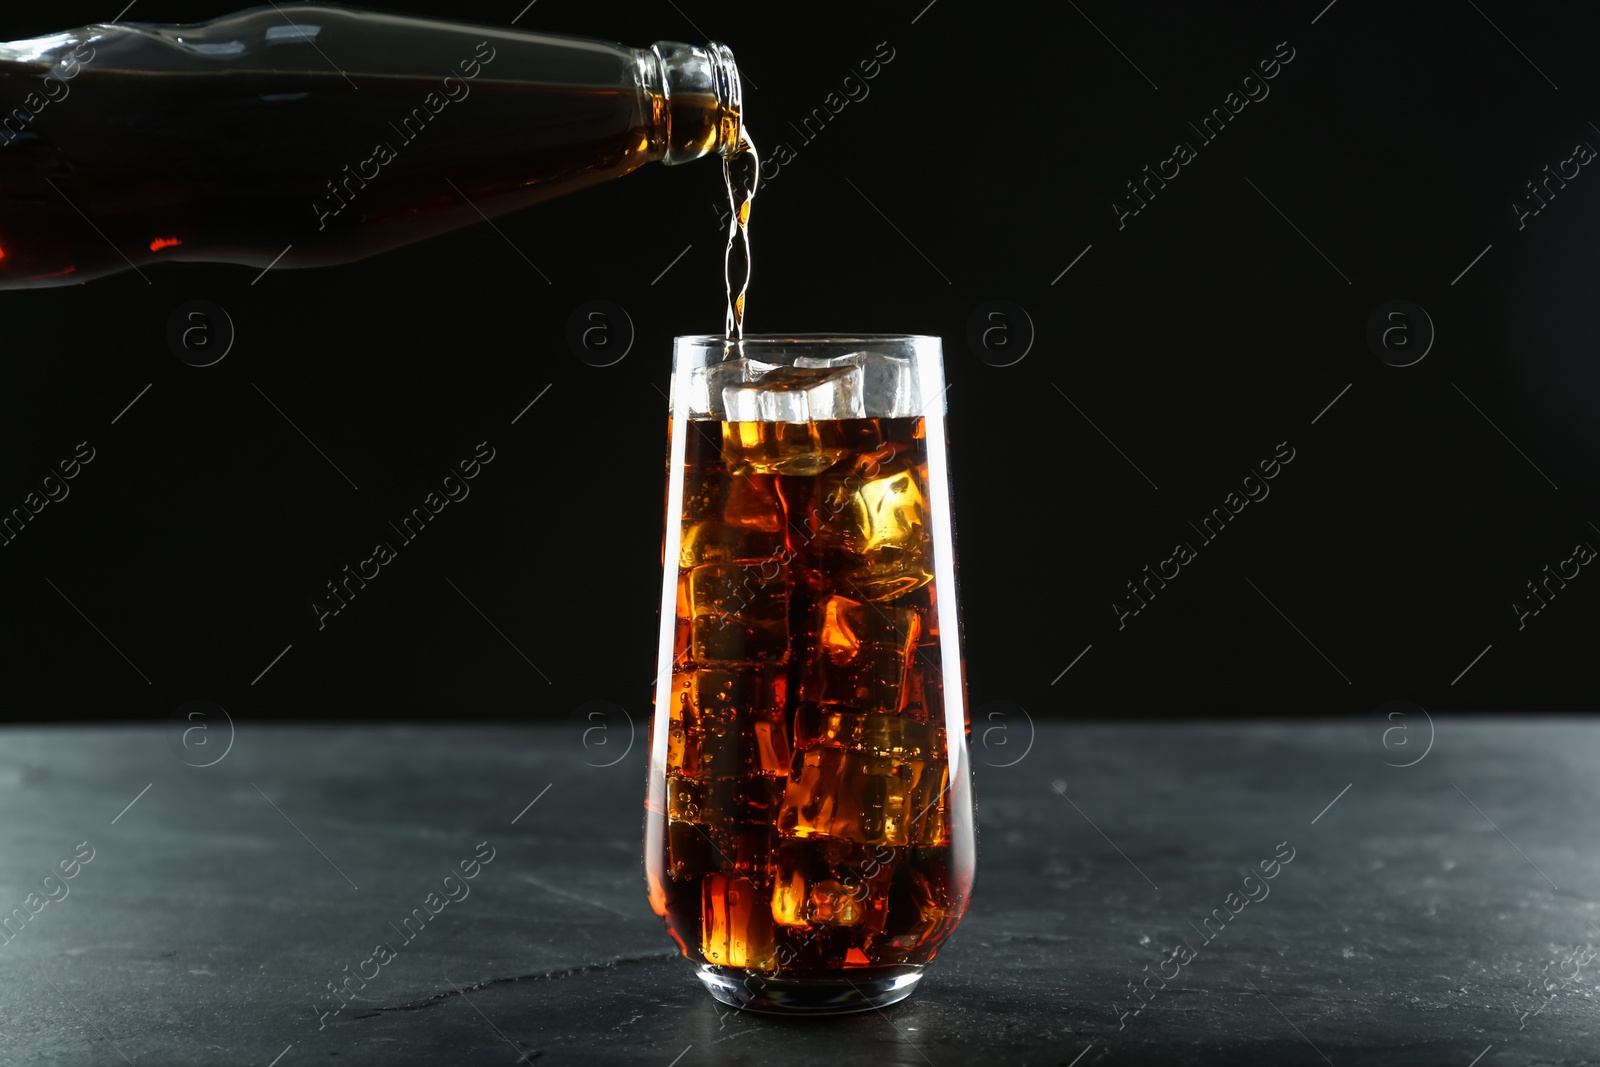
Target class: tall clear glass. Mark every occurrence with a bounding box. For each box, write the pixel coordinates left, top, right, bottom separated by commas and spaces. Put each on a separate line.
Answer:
644, 335, 975, 1014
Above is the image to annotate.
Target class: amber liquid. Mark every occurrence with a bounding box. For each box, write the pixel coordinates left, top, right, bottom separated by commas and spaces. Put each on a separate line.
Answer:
646, 414, 974, 979
0, 66, 711, 287
721, 132, 758, 340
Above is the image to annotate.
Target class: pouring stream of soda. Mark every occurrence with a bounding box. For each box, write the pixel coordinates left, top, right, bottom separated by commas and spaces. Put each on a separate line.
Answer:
722, 131, 758, 352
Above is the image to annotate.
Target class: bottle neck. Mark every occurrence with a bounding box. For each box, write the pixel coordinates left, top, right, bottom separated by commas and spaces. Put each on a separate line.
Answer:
644, 41, 743, 165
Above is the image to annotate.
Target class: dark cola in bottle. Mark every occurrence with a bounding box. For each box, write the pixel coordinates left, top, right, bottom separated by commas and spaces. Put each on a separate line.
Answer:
0, 4, 744, 287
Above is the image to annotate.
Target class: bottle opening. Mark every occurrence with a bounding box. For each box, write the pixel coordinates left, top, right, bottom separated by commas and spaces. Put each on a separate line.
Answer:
706, 42, 743, 159
653, 40, 743, 164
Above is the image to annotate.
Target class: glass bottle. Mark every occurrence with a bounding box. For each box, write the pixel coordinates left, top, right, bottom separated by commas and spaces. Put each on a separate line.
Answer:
0, 4, 742, 287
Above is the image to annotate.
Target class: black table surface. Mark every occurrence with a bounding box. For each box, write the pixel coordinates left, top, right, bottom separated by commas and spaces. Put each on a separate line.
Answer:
1, 720, 1594, 1066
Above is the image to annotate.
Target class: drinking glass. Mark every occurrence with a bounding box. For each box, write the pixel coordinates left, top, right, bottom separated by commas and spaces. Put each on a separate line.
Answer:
644, 335, 975, 1014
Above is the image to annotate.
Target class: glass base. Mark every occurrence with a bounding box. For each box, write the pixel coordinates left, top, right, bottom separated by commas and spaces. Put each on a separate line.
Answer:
696, 963, 924, 1016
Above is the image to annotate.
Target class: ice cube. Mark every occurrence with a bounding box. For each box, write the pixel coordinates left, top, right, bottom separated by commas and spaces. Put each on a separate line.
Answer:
672, 575, 692, 668
678, 520, 782, 570
665, 773, 783, 879
898, 649, 932, 724
679, 458, 727, 524
702, 872, 778, 970
802, 595, 922, 713
673, 670, 791, 783
910, 759, 950, 848
778, 712, 940, 846
814, 595, 921, 664
722, 472, 783, 532
680, 474, 784, 581
722, 420, 851, 477
853, 466, 929, 554
678, 357, 790, 418
667, 761, 784, 821
667, 707, 690, 774
793, 352, 916, 419
806, 464, 935, 601
723, 363, 865, 423
771, 860, 809, 927
687, 561, 789, 665
849, 548, 935, 603
805, 880, 864, 925
692, 666, 787, 724
768, 836, 897, 932
663, 771, 731, 879
804, 709, 939, 762
666, 819, 721, 880
791, 701, 827, 753
876, 866, 950, 961
683, 666, 790, 777
683, 358, 746, 420
778, 744, 926, 846
720, 364, 866, 476
802, 640, 912, 714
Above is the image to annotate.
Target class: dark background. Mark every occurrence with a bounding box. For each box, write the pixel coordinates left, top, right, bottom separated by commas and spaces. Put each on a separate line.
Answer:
1, 0, 1596, 724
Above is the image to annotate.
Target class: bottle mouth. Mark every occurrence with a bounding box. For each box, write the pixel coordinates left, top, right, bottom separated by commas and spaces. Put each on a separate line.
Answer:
706, 41, 743, 158
653, 40, 744, 164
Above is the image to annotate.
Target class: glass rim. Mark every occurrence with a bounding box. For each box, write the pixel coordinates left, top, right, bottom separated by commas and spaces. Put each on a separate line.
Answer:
674, 333, 941, 345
